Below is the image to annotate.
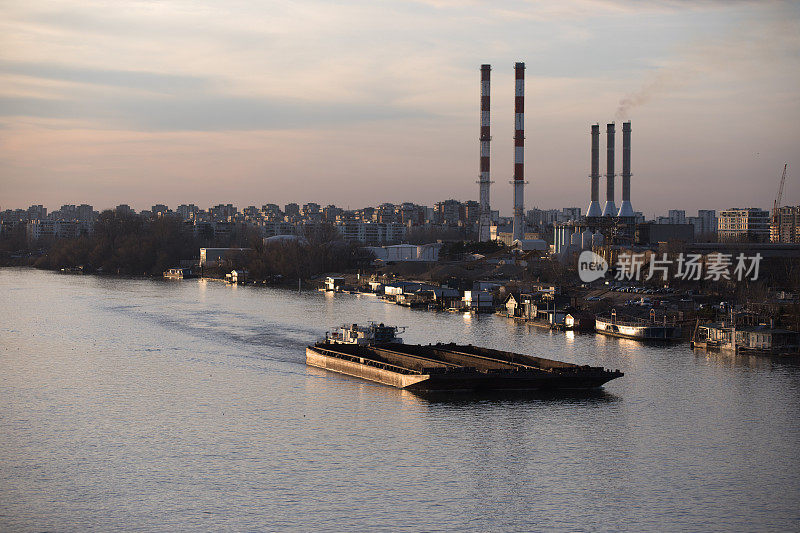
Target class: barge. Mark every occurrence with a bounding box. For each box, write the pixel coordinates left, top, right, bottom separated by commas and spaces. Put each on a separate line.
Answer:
306, 323, 623, 391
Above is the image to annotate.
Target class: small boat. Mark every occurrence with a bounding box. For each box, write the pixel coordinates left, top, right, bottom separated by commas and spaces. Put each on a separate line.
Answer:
306, 323, 623, 391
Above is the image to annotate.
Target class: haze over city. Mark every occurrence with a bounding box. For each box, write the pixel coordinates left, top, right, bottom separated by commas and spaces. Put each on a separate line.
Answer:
1, 0, 799, 215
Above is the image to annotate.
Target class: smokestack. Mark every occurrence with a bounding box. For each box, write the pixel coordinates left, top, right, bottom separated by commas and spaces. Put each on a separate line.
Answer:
512, 62, 525, 242
586, 124, 602, 217
478, 64, 492, 242
601, 122, 617, 217
617, 121, 634, 217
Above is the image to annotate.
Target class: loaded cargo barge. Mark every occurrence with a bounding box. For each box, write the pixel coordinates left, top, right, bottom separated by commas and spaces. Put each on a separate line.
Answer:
306, 324, 623, 391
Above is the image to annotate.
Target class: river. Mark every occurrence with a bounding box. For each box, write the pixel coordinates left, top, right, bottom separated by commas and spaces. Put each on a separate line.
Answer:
1, 268, 799, 531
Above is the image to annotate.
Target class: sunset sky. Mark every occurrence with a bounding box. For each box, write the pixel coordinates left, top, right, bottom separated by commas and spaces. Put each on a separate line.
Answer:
1, 0, 799, 217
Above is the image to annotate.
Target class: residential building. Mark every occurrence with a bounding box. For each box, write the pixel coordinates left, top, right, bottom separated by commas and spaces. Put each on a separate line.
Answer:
177, 204, 198, 220
335, 222, 406, 245
26, 220, 92, 242
687, 209, 717, 239
668, 209, 686, 225
434, 200, 463, 226
284, 203, 300, 219
771, 205, 800, 243
718, 208, 770, 242
27, 205, 47, 220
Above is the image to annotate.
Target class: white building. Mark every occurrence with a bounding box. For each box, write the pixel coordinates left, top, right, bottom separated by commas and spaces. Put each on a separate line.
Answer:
365, 243, 442, 262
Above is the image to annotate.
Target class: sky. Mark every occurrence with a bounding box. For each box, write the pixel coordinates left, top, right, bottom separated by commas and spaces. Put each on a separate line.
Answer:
1, 0, 799, 217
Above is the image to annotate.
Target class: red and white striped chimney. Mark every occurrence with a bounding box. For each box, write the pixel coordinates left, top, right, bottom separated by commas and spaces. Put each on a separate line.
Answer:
478, 64, 492, 242
512, 62, 525, 242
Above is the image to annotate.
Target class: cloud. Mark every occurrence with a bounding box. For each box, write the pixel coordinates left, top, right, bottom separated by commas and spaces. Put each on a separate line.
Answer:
0, 61, 209, 94
615, 5, 800, 119
0, 92, 429, 131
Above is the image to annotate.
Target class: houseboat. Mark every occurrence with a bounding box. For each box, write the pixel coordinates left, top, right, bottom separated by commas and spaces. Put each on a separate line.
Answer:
163, 267, 196, 280
306, 323, 623, 391
595, 309, 681, 341
692, 321, 800, 355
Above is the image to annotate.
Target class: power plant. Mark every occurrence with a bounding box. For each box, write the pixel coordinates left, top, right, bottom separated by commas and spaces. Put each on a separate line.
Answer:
475, 63, 637, 247
558, 119, 639, 254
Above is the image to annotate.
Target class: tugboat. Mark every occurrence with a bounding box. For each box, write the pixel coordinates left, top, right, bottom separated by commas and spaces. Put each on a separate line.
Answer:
325, 323, 404, 345
306, 323, 623, 391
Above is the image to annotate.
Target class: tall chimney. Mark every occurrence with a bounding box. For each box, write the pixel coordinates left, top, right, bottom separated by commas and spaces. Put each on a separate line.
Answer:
617, 120, 634, 217
478, 64, 493, 242
601, 122, 617, 217
586, 123, 602, 217
512, 62, 525, 242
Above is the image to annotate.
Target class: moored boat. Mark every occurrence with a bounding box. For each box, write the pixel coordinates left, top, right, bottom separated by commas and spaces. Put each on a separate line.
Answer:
595, 309, 681, 341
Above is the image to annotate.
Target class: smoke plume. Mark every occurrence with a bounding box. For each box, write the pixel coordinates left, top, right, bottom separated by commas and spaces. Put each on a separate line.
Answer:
615, 72, 678, 120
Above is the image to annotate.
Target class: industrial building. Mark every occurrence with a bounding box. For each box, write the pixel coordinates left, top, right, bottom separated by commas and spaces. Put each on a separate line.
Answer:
365, 243, 442, 263
636, 223, 694, 245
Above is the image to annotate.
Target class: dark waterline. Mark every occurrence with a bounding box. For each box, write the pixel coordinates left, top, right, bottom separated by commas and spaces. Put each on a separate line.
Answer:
1, 268, 799, 531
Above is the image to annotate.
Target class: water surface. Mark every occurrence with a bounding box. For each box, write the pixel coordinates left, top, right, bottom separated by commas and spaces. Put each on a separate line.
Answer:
1, 269, 799, 531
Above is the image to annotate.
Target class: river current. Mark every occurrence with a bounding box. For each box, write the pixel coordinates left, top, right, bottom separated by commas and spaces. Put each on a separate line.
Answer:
1, 268, 799, 531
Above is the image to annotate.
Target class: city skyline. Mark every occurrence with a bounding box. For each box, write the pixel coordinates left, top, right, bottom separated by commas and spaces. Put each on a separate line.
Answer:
1, 1, 799, 215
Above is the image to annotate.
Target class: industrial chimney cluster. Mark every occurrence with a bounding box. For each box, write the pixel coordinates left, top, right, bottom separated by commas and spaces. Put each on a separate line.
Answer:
477, 63, 635, 244
587, 120, 634, 219
477, 62, 527, 242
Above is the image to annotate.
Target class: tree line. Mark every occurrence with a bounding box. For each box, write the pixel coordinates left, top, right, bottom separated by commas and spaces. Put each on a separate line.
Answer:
7, 211, 372, 280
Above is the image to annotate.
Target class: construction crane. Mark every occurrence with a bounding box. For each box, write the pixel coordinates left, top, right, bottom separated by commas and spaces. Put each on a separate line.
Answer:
772, 163, 789, 243
774, 163, 788, 213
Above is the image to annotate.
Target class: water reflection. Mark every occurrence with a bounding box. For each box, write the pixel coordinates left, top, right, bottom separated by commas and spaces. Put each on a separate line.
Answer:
408, 388, 619, 406
692, 348, 800, 370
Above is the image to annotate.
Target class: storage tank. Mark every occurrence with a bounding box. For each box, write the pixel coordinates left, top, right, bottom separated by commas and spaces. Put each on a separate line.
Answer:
591, 231, 604, 248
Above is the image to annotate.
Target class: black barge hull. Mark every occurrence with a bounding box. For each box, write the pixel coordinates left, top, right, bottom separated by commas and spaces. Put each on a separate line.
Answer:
306, 342, 623, 391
